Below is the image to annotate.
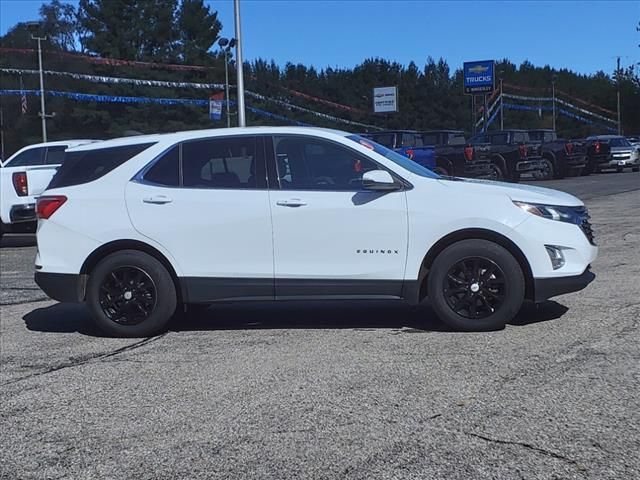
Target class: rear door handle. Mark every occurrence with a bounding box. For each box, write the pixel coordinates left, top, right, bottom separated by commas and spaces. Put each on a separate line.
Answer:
143, 195, 172, 205
276, 199, 307, 207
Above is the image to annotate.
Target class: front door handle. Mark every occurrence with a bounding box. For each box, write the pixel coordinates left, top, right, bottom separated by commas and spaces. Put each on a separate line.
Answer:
276, 199, 307, 207
143, 195, 172, 205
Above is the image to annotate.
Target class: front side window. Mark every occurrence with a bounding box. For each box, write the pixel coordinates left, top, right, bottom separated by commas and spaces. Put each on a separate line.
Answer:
182, 137, 260, 189
347, 135, 439, 179
7, 147, 45, 167
544, 132, 555, 143
274, 136, 380, 191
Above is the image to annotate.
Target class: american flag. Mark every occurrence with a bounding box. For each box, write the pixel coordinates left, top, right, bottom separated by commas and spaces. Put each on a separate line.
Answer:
19, 75, 27, 114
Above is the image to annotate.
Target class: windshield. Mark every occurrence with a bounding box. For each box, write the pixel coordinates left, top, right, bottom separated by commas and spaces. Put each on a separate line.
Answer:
346, 135, 440, 179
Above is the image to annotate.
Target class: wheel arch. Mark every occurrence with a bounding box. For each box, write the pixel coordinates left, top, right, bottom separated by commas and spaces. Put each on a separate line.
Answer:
412, 228, 534, 304
80, 239, 185, 303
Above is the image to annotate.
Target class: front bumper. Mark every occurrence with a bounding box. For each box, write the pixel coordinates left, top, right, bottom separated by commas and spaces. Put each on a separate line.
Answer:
608, 158, 639, 167
34, 271, 86, 303
534, 267, 595, 302
516, 158, 545, 172
9, 204, 36, 223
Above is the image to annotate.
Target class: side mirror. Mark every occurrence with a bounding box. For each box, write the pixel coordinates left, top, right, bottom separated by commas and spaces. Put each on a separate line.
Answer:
362, 170, 399, 191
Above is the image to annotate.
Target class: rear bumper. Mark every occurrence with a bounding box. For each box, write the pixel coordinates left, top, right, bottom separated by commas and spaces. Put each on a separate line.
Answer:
534, 268, 595, 302
565, 154, 587, 169
516, 158, 545, 172
463, 161, 493, 178
9, 204, 36, 223
34, 271, 86, 303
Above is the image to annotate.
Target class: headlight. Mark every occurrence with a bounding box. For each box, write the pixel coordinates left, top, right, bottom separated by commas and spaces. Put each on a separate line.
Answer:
513, 201, 582, 224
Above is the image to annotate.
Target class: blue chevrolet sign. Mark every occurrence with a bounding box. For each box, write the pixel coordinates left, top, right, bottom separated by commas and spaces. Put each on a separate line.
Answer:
463, 60, 495, 94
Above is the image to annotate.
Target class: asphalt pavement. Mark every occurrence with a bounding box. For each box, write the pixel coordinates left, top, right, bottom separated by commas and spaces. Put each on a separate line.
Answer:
1, 171, 639, 479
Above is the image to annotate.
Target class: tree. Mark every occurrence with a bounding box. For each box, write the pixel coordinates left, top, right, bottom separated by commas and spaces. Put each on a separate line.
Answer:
40, 0, 79, 51
77, 0, 177, 61
175, 0, 221, 65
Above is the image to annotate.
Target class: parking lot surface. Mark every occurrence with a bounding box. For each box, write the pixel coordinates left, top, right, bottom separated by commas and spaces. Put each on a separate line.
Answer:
1, 172, 639, 479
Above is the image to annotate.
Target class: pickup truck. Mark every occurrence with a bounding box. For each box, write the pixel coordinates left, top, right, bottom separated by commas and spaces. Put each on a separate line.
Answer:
583, 135, 639, 174
360, 131, 436, 171
419, 130, 493, 178
469, 130, 545, 182
527, 129, 587, 179
0, 140, 97, 239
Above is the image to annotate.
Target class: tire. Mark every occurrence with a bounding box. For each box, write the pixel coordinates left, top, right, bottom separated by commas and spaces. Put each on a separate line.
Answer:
616, 167, 623, 173
427, 239, 525, 331
86, 250, 177, 337
536, 157, 554, 181
432, 165, 450, 177
632, 166, 639, 172
489, 162, 505, 181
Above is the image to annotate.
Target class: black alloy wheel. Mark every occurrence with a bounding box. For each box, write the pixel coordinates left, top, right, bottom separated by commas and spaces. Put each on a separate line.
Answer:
86, 250, 177, 337
99, 266, 157, 325
443, 257, 505, 319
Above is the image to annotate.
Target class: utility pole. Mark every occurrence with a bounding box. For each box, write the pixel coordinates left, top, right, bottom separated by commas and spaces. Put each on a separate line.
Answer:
33, 33, 48, 142
499, 77, 504, 130
471, 95, 475, 135
0, 103, 5, 163
218, 37, 236, 128
551, 77, 556, 131
233, 0, 246, 127
482, 94, 488, 132
616, 56, 622, 135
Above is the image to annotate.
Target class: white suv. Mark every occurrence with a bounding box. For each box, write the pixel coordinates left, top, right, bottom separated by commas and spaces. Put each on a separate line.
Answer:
34, 127, 597, 337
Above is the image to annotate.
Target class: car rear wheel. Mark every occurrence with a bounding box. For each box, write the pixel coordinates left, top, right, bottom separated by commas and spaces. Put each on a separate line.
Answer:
536, 157, 554, 181
633, 166, 639, 172
489, 163, 504, 181
427, 239, 525, 331
86, 250, 177, 337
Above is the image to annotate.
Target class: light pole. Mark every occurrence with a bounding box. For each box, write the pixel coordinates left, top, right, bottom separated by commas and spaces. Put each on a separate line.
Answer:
27, 22, 49, 142
218, 37, 236, 128
615, 57, 622, 135
551, 75, 557, 131
233, 0, 246, 127
499, 74, 504, 130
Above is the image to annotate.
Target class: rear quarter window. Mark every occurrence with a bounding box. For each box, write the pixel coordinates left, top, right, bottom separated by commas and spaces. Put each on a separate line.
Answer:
6, 147, 45, 167
48, 143, 155, 189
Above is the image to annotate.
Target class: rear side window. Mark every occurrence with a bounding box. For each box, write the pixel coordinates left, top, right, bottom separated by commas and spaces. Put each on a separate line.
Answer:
181, 137, 261, 189
143, 147, 179, 187
45, 146, 66, 165
449, 134, 466, 146
490, 134, 508, 145
49, 143, 155, 189
512, 132, 527, 143
7, 147, 45, 167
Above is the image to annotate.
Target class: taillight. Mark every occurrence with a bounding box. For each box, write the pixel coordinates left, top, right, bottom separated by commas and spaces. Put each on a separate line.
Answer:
565, 142, 574, 155
464, 145, 474, 162
518, 144, 528, 159
406, 149, 414, 160
36, 195, 67, 220
12, 172, 28, 196
594, 141, 601, 154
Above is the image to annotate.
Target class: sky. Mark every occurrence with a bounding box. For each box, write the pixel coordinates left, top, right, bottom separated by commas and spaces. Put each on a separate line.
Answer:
0, 0, 638, 75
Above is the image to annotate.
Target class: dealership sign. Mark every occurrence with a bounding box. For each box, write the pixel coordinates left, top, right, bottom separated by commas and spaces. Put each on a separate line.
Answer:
209, 92, 224, 120
463, 60, 495, 94
373, 86, 398, 113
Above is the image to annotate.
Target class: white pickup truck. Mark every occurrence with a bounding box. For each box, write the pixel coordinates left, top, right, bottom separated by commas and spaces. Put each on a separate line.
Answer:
0, 140, 97, 239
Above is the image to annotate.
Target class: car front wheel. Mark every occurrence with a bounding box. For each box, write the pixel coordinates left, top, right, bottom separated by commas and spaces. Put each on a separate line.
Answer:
427, 239, 525, 331
86, 250, 177, 337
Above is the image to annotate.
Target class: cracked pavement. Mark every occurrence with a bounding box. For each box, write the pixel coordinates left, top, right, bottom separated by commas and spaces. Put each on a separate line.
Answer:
1, 173, 639, 479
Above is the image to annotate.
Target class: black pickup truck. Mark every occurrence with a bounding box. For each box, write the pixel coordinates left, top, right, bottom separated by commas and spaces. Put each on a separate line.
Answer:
419, 130, 493, 178
528, 129, 587, 179
469, 130, 545, 182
